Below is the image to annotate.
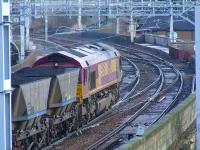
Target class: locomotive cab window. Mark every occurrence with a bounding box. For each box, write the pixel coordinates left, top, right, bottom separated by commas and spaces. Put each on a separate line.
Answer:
83, 69, 87, 85
90, 71, 96, 90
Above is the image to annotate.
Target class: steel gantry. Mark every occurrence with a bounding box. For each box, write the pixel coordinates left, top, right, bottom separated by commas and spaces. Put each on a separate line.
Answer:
11, 0, 198, 59
11, 0, 197, 21
0, 0, 12, 149
196, 4, 200, 150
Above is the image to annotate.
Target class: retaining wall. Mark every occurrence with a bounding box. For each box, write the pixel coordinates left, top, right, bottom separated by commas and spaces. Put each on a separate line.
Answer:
117, 94, 196, 150
144, 34, 170, 47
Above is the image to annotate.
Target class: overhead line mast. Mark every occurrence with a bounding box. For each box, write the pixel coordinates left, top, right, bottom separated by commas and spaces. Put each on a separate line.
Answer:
195, 4, 200, 150
0, 0, 12, 149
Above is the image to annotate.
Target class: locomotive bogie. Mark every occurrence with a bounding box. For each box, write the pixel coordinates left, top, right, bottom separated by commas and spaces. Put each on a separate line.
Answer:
81, 83, 119, 122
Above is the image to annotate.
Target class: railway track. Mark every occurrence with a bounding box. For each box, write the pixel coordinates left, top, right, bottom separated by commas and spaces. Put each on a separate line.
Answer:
62, 54, 179, 150
41, 46, 160, 150
119, 57, 140, 99
84, 49, 183, 150
26, 34, 192, 150
41, 52, 145, 150
59, 55, 161, 150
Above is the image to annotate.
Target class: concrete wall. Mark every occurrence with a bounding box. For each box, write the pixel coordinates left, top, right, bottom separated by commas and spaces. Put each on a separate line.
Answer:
171, 42, 195, 52
144, 34, 155, 45
144, 34, 170, 47
154, 31, 194, 41
177, 31, 195, 41
155, 36, 170, 47
117, 94, 196, 150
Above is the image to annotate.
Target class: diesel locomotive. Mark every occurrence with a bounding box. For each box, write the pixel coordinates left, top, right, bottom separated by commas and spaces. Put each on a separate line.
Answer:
12, 43, 122, 149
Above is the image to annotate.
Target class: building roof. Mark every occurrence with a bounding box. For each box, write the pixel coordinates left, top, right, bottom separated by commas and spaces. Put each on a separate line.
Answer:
139, 16, 194, 31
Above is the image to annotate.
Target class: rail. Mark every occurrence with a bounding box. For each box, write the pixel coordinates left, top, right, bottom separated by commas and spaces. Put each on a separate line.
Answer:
85, 44, 183, 149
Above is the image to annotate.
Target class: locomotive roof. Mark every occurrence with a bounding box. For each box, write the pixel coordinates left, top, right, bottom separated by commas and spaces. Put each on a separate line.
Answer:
36, 43, 120, 68
12, 67, 79, 85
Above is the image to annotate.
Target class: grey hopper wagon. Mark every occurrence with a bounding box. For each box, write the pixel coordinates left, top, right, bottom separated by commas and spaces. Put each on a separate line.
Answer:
12, 67, 80, 125
44, 67, 80, 125
48, 69, 79, 120
12, 74, 51, 132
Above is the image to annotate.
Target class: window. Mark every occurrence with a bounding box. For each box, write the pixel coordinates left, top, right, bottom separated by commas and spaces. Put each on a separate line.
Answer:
83, 69, 87, 85
90, 71, 96, 90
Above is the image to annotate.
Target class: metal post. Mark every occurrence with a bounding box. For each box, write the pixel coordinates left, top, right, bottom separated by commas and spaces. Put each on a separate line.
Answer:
25, 0, 30, 50
116, 0, 119, 34
45, 15, 48, 41
129, 15, 136, 43
105, 0, 109, 22
66, 0, 70, 18
130, 15, 134, 42
116, 17, 119, 34
170, 0, 174, 43
44, 0, 48, 41
152, 0, 155, 15
20, 6, 25, 60
67, 0, 72, 19
0, 0, 12, 149
182, 0, 185, 12
78, 0, 82, 29
195, 5, 200, 150
141, 0, 143, 12
98, 0, 101, 28
108, 0, 111, 17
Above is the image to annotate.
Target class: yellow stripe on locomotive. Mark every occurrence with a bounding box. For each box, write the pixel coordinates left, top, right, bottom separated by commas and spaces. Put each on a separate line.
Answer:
76, 83, 83, 105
